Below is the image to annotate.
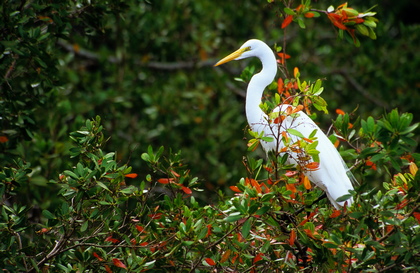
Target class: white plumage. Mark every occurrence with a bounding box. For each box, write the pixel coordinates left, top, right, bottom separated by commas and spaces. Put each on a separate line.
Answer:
215, 39, 354, 208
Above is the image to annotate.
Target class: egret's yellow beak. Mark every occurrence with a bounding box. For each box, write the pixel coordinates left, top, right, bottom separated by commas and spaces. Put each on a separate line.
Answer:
214, 47, 248, 67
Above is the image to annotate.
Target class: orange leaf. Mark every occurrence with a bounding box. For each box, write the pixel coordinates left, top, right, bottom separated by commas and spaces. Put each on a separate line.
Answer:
305, 162, 320, 170
124, 173, 137, 178
327, 13, 347, 30
220, 249, 231, 263
335, 108, 345, 115
277, 52, 291, 65
330, 209, 341, 218
292, 104, 304, 113
293, 67, 299, 78
171, 170, 180, 177
303, 175, 311, 190
289, 229, 296, 246
93, 252, 104, 261
303, 229, 315, 239
304, 12, 315, 18
354, 18, 364, 24
135, 225, 145, 233
299, 208, 318, 226
253, 252, 263, 263
140, 241, 148, 246
130, 238, 137, 245
104, 265, 112, 273
303, 137, 313, 143
230, 186, 241, 193
181, 186, 192, 195
157, 178, 173, 184
112, 259, 127, 269
366, 160, 377, 170
277, 78, 284, 94
273, 116, 285, 124
286, 183, 297, 193
249, 178, 262, 194
281, 15, 293, 29
205, 258, 216, 266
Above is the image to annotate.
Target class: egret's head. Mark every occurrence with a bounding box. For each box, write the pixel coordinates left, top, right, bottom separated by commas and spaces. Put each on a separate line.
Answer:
214, 39, 262, 66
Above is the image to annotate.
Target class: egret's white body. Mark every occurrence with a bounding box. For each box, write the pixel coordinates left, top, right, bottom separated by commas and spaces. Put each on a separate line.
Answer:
215, 39, 354, 208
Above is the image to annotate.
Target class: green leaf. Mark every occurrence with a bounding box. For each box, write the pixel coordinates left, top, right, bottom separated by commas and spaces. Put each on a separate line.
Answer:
42, 209, 56, 220
255, 206, 270, 216
224, 212, 242, 222
96, 181, 111, 192
287, 128, 305, 139
284, 8, 296, 15
80, 221, 88, 232
356, 24, 369, 36
241, 218, 252, 238
323, 242, 338, 248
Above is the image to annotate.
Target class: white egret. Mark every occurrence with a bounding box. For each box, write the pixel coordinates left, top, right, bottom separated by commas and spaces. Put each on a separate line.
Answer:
215, 39, 354, 208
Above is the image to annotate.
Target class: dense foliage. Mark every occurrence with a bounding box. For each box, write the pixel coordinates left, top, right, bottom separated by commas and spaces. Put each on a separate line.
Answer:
1, 0, 420, 272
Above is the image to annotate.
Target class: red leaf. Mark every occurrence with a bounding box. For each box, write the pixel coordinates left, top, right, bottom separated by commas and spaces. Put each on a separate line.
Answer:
105, 236, 120, 244
413, 212, 420, 223
0, 136, 8, 143
181, 186, 192, 195
93, 252, 104, 261
112, 258, 127, 269
281, 15, 293, 29
206, 224, 212, 238
148, 212, 163, 219
140, 241, 149, 246
396, 199, 409, 210
124, 173, 138, 178
205, 258, 216, 266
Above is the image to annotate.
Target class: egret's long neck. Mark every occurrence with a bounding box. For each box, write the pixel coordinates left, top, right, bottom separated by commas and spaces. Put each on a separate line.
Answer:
245, 47, 277, 127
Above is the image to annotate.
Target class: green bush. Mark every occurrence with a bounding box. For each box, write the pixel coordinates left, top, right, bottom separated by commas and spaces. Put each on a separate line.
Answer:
1, 0, 419, 272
